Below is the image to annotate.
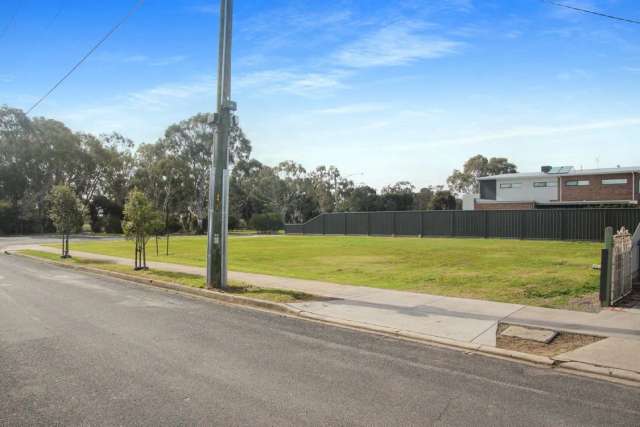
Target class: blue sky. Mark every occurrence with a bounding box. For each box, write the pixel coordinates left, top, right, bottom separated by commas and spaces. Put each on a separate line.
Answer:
2, 0, 640, 189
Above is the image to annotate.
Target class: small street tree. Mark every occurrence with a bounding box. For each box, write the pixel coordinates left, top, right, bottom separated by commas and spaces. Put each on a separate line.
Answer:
122, 190, 162, 270
47, 185, 84, 258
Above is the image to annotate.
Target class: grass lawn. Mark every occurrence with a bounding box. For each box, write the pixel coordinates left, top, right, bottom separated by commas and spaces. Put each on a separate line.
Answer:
57, 235, 604, 310
19, 249, 314, 304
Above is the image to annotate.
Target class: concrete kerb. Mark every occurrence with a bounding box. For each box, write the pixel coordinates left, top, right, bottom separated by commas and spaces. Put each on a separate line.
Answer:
557, 362, 640, 384
7, 250, 638, 386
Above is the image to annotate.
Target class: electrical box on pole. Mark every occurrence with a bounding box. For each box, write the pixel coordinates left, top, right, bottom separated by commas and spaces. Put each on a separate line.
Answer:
206, 0, 235, 289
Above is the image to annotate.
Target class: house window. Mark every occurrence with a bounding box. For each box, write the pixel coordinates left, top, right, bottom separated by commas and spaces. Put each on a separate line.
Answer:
534, 181, 557, 188
500, 183, 522, 189
602, 178, 628, 185
565, 180, 590, 187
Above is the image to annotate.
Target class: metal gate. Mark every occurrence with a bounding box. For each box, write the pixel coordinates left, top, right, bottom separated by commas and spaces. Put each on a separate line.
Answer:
611, 227, 633, 304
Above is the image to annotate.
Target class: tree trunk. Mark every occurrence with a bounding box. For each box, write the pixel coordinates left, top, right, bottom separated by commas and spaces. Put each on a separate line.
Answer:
166, 234, 170, 256
61, 235, 65, 258
134, 234, 139, 270
142, 237, 147, 269
155, 235, 159, 256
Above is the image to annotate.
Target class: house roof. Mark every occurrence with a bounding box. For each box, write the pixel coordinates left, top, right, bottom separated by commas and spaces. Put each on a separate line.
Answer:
478, 166, 640, 181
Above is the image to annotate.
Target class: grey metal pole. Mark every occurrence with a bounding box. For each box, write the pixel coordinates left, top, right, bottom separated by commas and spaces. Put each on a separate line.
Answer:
206, 0, 235, 289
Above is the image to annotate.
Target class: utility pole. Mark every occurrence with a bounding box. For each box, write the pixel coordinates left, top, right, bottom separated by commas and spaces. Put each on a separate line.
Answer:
206, 0, 235, 289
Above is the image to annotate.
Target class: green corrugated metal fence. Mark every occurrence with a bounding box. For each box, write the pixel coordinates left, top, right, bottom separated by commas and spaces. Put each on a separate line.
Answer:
284, 209, 640, 242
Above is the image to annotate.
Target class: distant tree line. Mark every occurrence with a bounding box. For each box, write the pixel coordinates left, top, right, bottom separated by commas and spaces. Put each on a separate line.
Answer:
0, 105, 517, 234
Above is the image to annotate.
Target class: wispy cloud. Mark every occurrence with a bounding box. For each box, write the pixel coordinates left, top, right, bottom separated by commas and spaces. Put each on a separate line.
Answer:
242, 8, 352, 43
125, 78, 213, 109
149, 55, 188, 66
426, 117, 640, 148
335, 21, 463, 68
236, 69, 349, 97
314, 103, 387, 115
190, 4, 218, 15
94, 53, 188, 67
556, 68, 592, 81
53, 76, 216, 142
58, 77, 214, 122
0, 74, 14, 83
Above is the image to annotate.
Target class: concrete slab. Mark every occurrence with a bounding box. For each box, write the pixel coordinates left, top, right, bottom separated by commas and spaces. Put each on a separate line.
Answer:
508, 306, 640, 340
471, 324, 498, 346
555, 337, 640, 374
500, 325, 558, 344
289, 300, 496, 342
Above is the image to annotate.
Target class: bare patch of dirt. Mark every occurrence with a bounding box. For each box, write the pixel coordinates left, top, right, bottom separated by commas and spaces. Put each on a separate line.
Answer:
496, 323, 604, 357
563, 292, 601, 313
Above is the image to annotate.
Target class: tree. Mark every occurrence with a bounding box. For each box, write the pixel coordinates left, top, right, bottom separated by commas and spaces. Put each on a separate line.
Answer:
380, 181, 415, 211
249, 213, 284, 233
447, 155, 517, 195
159, 113, 252, 233
431, 190, 457, 210
415, 187, 435, 210
47, 185, 84, 258
344, 185, 379, 212
122, 190, 162, 270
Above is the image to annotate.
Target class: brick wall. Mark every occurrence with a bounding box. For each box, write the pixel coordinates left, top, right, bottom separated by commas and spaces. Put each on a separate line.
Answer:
561, 173, 634, 202
474, 201, 535, 210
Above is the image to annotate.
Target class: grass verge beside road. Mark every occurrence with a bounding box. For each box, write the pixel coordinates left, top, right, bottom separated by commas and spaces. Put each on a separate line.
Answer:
62, 235, 603, 310
19, 250, 315, 304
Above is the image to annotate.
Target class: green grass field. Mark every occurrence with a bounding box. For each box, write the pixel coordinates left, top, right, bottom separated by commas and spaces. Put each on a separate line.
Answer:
60, 235, 603, 310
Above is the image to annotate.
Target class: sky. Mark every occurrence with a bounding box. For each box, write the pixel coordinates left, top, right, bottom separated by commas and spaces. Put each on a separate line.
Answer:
1, 0, 640, 189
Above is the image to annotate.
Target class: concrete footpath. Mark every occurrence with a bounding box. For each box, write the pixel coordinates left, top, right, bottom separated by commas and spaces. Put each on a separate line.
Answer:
12, 244, 640, 381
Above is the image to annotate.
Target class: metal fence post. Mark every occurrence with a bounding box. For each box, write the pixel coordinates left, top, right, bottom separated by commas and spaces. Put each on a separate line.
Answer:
450, 211, 455, 237
602, 226, 614, 306
600, 248, 610, 307
392, 211, 396, 237
367, 212, 371, 236
419, 212, 424, 238
344, 213, 347, 235
484, 211, 488, 239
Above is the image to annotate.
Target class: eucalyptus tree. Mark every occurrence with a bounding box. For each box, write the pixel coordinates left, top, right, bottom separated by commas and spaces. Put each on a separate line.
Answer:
158, 113, 252, 233
447, 155, 517, 195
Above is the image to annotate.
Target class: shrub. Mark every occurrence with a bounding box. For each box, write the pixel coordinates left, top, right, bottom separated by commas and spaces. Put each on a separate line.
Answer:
249, 213, 284, 233
228, 215, 240, 230
104, 213, 123, 234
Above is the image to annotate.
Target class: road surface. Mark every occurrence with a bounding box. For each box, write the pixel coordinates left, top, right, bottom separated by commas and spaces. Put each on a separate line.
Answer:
1, 237, 639, 426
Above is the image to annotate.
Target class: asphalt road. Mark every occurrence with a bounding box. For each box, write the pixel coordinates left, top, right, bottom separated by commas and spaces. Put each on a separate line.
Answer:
1, 237, 640, 426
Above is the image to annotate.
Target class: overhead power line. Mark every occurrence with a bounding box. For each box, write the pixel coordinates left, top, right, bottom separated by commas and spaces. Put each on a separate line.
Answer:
26, 0, 145, 115
542, 0, 640, 25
